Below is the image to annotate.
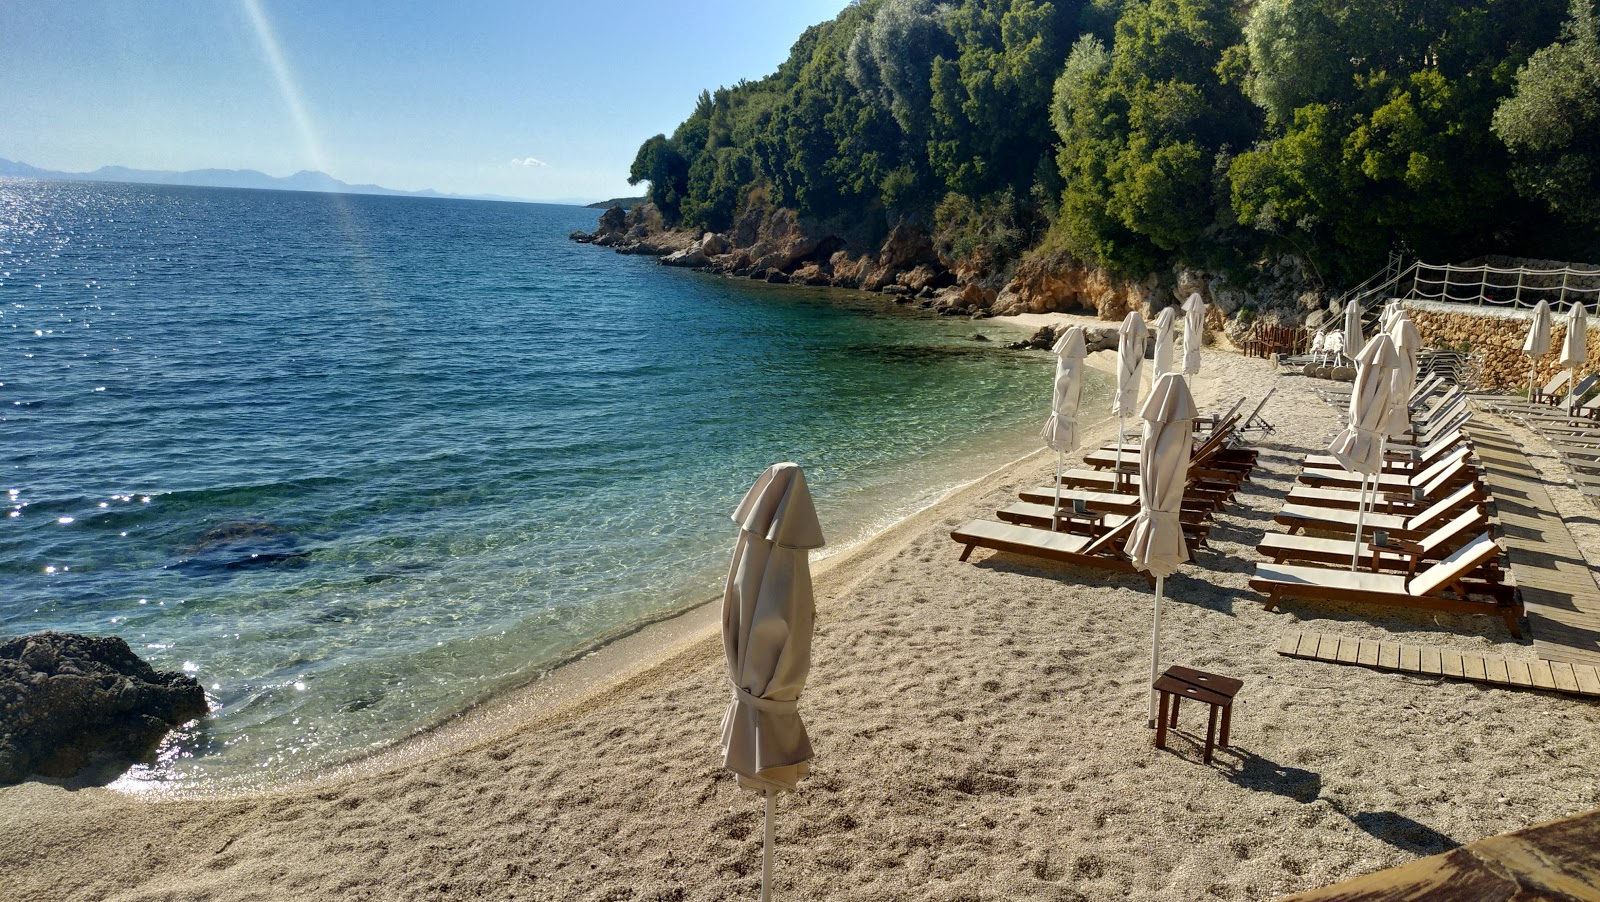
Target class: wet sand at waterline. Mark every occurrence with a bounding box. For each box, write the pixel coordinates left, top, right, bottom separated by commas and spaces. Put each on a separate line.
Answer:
4, 349, 1598, 902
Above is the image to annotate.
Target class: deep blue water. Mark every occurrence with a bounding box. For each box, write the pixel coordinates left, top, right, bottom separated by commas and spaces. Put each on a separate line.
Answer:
1, 179, 1107, 789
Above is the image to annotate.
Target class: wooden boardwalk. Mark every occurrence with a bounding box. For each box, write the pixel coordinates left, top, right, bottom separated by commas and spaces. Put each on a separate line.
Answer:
1276, 807, 1600, 901
1465, 423, 1600, 668
1277, 630, 1600, 698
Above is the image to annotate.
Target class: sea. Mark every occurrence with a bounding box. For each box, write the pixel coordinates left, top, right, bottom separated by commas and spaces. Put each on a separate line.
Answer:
0, 179, 1111, 791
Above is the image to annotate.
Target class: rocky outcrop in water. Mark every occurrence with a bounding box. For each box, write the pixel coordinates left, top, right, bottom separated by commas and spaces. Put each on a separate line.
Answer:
0, 632, 209, 783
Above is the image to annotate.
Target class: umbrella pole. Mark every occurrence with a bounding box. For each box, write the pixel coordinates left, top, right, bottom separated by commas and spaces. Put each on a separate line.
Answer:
1349, 472, 1373, 571
1114, 416, 1126, 492
1051, 451, 1064, 531
1147, 575, 1164, 728
1528, 358, 1537, 401
1571, 367, 1580, 415
761, 790, 775, 902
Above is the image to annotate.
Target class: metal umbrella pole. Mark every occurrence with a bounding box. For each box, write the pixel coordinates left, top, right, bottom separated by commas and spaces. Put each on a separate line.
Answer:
1147, 575, 1165, 727
761, 791, 775, 902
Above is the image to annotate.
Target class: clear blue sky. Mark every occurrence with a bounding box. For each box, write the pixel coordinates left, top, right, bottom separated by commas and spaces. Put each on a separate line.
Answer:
0, 1, 853, 203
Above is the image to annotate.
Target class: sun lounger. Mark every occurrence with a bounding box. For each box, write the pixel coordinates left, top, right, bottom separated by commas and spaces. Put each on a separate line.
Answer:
1256, 507, 1492, 575
1274, 480, 1485, 539
1250, 533, 1522, 637
1283, 464, 1476, 513
1530, 370, 1571, 406
994, 502, 1212, 550
1238, 387, 1278, 435
951, 516, 1145, 576
1302, 429, 1468, 475
1297, 445, 1474, 492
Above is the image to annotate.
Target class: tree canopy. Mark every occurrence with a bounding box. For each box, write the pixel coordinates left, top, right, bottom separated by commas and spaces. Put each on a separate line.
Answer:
629, 0, 1597, 288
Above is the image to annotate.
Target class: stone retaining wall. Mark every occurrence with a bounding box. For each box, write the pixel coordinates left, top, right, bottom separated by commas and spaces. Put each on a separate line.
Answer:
1402, 300, 1599, 392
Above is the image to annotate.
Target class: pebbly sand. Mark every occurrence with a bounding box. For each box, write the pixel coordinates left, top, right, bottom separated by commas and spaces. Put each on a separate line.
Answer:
2, 347, 1598, 902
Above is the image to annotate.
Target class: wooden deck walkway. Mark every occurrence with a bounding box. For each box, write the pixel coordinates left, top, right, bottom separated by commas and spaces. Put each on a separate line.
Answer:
1275, 807, 1600, 901
1277, 630, 1600, 698
1465, 423, 1600, 668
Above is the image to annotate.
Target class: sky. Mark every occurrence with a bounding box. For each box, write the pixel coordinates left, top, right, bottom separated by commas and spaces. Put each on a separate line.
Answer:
0, 1, 854, 203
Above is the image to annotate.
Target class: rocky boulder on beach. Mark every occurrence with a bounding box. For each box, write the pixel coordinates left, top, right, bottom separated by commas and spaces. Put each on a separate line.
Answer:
0, 632, 209, 784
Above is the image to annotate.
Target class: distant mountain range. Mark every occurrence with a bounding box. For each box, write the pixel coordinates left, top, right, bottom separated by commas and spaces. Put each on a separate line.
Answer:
0, 158, 565, 205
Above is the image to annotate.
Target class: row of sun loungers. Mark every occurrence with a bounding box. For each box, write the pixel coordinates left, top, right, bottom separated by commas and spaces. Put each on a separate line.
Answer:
951, 403, 1262, 575
1248, 382, 1524, 638
1472, 373, 1600, 502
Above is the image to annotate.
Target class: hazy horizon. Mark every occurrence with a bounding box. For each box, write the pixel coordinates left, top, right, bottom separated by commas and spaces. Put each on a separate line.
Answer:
0, 1, 852, 203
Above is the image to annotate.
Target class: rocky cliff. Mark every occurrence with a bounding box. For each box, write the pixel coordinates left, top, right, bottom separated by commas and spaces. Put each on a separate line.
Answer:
572, 204, 1331, 332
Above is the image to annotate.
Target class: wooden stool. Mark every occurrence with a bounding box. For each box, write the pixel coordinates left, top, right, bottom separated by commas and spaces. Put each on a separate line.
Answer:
1153, 665, 1242, 764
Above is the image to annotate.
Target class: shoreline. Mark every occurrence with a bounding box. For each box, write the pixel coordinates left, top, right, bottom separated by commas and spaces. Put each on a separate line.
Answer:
157, 407, 1118, 801
122, 304, 1116, 799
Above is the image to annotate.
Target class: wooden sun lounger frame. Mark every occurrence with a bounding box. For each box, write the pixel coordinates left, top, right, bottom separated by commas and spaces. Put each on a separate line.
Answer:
951, 516, 1149, 579
1251, 537, 1523, 637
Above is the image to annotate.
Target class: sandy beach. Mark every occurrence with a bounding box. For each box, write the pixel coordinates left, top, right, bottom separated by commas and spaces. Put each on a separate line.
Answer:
3, 346, 1598, 902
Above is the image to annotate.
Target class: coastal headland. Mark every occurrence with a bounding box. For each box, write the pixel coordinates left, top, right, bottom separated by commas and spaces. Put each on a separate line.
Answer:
4, 346, 1597, 901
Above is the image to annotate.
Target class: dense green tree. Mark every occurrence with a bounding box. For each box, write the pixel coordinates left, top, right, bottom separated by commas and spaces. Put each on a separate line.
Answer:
1053, 0, 1259, 275
928, 0, 1078, 199
626, 0, 1592, 293
1494, 0, 1600, 226
1230, 0, 1568, 281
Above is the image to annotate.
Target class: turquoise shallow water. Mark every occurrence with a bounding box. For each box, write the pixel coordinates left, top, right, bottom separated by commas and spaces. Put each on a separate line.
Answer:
1, 179, 1109, 789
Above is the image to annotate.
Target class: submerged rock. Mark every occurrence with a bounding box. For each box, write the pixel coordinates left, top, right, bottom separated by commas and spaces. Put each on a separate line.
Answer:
168, 520, 307, 572
0, 632, 208, 784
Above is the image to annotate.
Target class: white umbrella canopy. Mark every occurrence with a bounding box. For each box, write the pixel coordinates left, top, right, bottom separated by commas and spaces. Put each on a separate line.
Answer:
1152, 307, 1178, 379
1328, 334, 1401, 476
1344, 300, 1363, 364
1125, 373, 1198, 578
1524, 300, 1554, 399
1561, 301, 1590, 386
1525, 300, 1554, 357
721, 462, 825, 794
1113, 312, 1149, 418
722, 462, 826, 902
1112, 312, 1149, 490
1310, 330, 1326, 355
1124, 373, 1198, 726
1043, 326, 1088, 525
1042, 326, 1088, 454
1181, 293, 1205, 376
1384, 316, 1422, 438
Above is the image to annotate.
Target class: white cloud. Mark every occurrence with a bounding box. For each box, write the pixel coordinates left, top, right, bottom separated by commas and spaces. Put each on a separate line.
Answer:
510, 156, 549, 167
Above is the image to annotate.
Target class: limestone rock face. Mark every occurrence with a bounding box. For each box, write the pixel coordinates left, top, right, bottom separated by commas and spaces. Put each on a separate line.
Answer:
699, 232, 730, 257
863, 223, 937, 291
995, 254, 1137, 319
0, 632, 209, 784
597, 204, 627, 236
661, 247, 711, 268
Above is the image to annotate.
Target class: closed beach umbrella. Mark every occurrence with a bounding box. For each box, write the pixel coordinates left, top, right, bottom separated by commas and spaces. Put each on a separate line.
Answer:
1561, 301, 1590, 412
1042, 326, 1088, 527
1524, 300, 1553, 399
1113, 312, 1149, 418
1112, 312, 1149, 488
1152, 307, 1177, 380
1181, 293, 1205, 377
1310, 330, 1326, 356
721, 462, 825, 902
1327, 334, 1400, 568
1384, 315, 1422, 437
1123, 373, 1198, 726
1344, 300, 1363, 365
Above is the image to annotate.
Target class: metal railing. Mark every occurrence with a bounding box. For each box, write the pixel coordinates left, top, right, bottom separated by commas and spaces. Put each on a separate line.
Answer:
1342, 258, 1600, 312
